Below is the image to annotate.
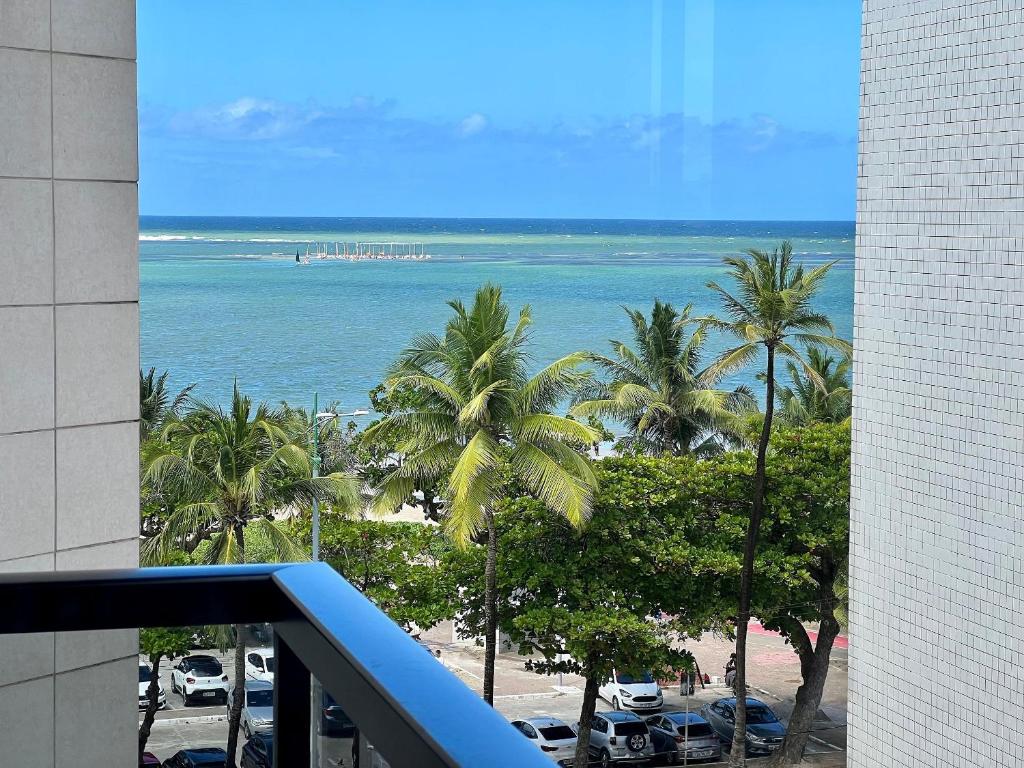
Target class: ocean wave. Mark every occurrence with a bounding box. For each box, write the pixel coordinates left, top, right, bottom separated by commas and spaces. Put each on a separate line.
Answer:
139, 234, 190, 241
140, 234, 311, 244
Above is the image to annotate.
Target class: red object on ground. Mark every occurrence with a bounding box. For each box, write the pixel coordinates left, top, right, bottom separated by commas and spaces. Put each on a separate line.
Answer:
747, 620, 849, 650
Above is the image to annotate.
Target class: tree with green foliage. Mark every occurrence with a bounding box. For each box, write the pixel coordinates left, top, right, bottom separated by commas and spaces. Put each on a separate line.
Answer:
365, 283, 600, 704
573, 300, 754, 456
141, 384, 361, 768
774, 347, 851, 426
754, 424, 849, 765
702, 242, 850, 766
291, 515, 458, 631
139, 627, 192, 762
458, 456, 738, 768
140, 368, 195, 439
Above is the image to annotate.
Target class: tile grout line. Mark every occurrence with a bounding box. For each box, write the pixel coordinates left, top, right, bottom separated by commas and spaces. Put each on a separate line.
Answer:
48, 0, 57, 762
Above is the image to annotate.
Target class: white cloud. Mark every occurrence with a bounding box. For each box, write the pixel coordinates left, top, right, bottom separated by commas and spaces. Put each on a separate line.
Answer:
458, 112, 488, 137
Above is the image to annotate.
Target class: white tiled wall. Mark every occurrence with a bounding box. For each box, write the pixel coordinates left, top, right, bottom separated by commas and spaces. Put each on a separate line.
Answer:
0, 0, 138, 763
852, 2, 1024, 766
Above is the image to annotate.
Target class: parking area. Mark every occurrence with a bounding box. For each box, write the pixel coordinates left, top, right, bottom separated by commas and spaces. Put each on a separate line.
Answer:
141, 621, 847, 765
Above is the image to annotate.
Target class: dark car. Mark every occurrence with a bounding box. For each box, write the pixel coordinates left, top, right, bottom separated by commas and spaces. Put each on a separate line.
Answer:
161, 747, 228, 768
322, 690, 356, 738
700, 697, 785, 756
240, 733, 273, 768
140, 753, 161, 767
645, 711, 722, 764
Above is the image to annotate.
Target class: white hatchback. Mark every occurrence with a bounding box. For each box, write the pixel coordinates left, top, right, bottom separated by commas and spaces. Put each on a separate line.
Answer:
598, 670, 663, 712
170, 654, 229, 706
245, 647, 275, 682
511, 716, 578, 765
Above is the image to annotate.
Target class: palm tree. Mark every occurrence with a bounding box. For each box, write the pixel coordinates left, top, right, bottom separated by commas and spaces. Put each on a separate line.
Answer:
775, 347, 851, 426
571, 300, 754, 455
364, 283, 599, 704
140, 368, 195, 439
142, 384, 360, 768
702, 242, 850, 766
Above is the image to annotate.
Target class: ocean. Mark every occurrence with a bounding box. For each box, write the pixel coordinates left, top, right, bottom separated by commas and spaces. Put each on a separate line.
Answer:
140, 216, 855, 422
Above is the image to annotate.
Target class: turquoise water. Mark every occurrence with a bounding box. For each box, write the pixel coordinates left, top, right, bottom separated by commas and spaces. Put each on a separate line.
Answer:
140, 217, 854, 422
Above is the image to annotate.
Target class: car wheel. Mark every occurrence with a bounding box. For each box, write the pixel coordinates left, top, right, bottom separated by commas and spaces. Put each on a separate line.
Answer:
611, 696, 621, 711
243, 721, 251, 739
181, 688, 190, 707
599, 749, 611, 768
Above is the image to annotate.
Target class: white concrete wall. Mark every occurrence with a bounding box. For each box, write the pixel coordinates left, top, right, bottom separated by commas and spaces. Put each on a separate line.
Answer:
852, 2, 1024, 767
0, 0, 139, 764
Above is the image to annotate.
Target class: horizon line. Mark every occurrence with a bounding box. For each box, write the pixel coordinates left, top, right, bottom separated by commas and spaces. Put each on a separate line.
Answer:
139, 213, 856, 224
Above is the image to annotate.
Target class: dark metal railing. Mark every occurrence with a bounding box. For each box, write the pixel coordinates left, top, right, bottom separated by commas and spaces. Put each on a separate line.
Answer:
0, 562, 550, 767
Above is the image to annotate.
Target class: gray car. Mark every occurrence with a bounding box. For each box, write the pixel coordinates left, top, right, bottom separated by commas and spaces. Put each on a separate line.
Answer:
227, 679, 275, 738
579, 711, 655, 766
645, 711, 722, 764
699, 697, 785, 757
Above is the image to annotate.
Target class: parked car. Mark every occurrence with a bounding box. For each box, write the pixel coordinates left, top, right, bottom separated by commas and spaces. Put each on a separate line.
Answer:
579, 711, 655, 766
138, 662, 166, 710
171, 654, 229, 706
140, 752, 161, 767
511, 716, 578, 765
598, 669, 663, 711
240, 732, 273, 768
700, 697, 785, 756
322, 690, 356, 738
245, 647, 275, 682
228, 679, 275, 739
160, 748, 228, 767
644, 711, 722, 764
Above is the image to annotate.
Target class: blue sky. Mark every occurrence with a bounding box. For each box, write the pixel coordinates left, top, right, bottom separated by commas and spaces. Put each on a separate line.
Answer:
138, 1, 860, 220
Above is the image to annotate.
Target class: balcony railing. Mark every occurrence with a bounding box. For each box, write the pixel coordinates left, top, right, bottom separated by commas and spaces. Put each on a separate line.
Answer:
0, 562, 550, 767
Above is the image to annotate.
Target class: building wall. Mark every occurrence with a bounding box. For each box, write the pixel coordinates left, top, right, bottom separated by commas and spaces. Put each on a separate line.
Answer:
0, 0, 139, 764
852, 2, 1024, 766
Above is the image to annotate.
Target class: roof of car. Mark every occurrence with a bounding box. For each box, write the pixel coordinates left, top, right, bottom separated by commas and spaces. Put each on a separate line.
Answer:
183, 654, 220, 663
522, 716, 569, 728
250, 646, 274, 655
175, 747, 227, 765
661, 711, 708, 724
715, 697, 767, 708
598, 710, 642, 722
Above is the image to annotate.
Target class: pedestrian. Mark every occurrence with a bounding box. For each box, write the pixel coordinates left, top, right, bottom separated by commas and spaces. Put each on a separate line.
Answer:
434, 649, 444, 665
724, 653, 737, 689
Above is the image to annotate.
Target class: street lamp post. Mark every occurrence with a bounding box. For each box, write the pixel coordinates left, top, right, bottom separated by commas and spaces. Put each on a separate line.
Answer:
308, 392, 368, 768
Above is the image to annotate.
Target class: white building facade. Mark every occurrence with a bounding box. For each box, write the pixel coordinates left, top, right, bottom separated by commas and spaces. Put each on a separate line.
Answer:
851, 1, 1024, 766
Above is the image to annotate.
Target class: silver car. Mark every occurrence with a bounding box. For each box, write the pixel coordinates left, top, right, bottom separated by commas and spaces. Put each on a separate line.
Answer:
580, 711, 655, 766
645, 711, 722, 763
228, 679, 274, 738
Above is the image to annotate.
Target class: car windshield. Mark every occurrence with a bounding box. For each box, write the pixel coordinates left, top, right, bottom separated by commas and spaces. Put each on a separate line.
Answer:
615, 671, 654, 684
138, 666, 152, 682
189, 659, 222, 676
747, 707, 778, 724
247, 690, 274, 708
614, 721, 648, 736
539, 725, 576, 740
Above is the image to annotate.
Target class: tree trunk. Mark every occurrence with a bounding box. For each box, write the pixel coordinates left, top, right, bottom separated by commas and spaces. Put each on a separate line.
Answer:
574, 673, 601, 768
226, 524, 247, 768
138, 653, 165, 762
768, 616, 842, 764
730, 347, 775, 768
482, 507, 498, 705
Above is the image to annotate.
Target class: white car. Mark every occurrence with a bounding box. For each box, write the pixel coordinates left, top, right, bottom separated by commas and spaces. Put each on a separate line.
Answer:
138, 662, 166, 710
245, 647, 275, 682
170, 654, 229, 706
598, 670, 663, 711
511, 716, 578, 765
